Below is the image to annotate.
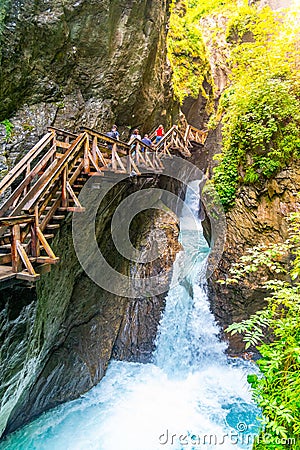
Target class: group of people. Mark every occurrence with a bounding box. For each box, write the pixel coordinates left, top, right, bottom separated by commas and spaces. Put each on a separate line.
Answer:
106, 124, 165, 150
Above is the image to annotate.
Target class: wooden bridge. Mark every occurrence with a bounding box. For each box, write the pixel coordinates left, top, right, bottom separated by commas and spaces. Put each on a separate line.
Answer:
0, 123, 207, 286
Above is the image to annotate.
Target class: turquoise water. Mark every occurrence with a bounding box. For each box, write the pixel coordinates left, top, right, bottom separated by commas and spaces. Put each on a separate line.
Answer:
0, 182, 260, 450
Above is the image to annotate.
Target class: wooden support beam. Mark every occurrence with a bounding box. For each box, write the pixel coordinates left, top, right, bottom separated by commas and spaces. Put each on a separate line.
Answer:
31, 206, 40, 257
84, 136, 90, 174
36, 227, 58, 261
66, 182, 84, 210
114, 151, 126, 172
11, 224, 22, 273
112, 144, 117, 171
92, 136, 98, 165
16, 241, 37, 276
61, 167, 68, 208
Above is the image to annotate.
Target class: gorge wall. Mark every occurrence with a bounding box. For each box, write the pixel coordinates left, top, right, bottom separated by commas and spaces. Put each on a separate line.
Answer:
177, 0, 300, 351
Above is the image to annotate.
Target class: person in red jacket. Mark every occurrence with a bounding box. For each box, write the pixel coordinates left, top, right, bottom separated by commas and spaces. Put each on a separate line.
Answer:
155, 124, 165, 144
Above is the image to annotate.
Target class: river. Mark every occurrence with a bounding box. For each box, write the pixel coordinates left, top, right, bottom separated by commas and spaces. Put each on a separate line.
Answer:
0, 181, 260, 450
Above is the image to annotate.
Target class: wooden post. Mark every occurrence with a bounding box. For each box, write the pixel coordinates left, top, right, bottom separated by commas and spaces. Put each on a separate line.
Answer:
61, 167, 68, 208
126, 149, 131, 173
23, 161, 31, 196
84, 136, 90, 174
11, 224, 22, 273
92, 136, 98, 166
31, 206, 40, 257
112, 143, 117, 171
136, 143, 140, 165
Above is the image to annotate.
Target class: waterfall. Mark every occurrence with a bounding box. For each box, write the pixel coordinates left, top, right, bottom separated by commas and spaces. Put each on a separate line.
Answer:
154, 181, 226, 376
0, 181, 260, 450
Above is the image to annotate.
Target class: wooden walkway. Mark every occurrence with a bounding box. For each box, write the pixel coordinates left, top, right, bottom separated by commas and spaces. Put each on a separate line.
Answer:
0, 124, 207, 286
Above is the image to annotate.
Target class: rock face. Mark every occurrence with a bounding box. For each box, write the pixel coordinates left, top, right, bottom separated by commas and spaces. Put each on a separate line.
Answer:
0, 176, 182, 436
208, 164, 300, 353
0, 0, 177, 174
180, 1, 300, 355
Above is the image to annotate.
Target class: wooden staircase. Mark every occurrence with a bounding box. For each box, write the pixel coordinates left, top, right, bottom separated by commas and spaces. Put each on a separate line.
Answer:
0, 122, 206, 286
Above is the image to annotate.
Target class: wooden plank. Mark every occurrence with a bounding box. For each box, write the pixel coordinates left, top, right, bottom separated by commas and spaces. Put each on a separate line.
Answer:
16, 272, 40, 281
81, 127, 129, 151
0, 216, 34, 226
12, 158, 59, 215
59, 206, 85, 212
84, 137, 90, 174
0, 265, 16, 281
88, 151, 101, 172
0, 254, 12, 264
55, 140, 71, 149
95, 146, 109, 168
114, 150, 126, 172
35, 256, 59, 264
112, 144, 117, 171
0, 144, 57, 217
129, 157, 141, 175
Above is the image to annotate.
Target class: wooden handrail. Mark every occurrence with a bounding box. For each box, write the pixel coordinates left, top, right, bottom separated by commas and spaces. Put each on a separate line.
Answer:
0, 131, 55, 195
0, 215, 34, 226
0, 144, 57, 217
47, 127, 77, 139
81, 127, 130, 150
20, 132, 88, 213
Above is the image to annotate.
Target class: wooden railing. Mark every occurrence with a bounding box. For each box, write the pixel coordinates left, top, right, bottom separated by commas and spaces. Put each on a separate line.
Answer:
184, 124, 208, 146
154, 125, 192, 158
0, 215, 58, 281
0, 122, 205, 283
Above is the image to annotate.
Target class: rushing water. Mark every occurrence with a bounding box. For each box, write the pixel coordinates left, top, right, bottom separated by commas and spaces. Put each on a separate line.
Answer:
0, 182, 260, 450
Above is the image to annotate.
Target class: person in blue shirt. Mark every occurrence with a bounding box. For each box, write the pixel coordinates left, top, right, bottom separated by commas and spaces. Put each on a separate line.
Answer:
141, 134, 152, 148
106, 125, 119, 150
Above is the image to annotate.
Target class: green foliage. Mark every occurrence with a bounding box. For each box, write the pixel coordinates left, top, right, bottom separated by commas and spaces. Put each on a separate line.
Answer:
226, 212, 300, 446
168, 1, 211, 103
212, 4, 300, 210
1, 119, 14, 142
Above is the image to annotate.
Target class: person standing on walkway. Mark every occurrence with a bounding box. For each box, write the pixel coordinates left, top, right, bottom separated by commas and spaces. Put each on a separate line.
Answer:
141, 133, 152, 151
155, 124, 164, 144
106, 125, 119, 150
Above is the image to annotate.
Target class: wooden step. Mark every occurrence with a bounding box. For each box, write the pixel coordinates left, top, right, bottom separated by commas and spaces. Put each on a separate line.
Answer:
45, 223, 60, 230
52, 215, 65, 221
29, 256, 59, 264
44, 233, 54, 240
